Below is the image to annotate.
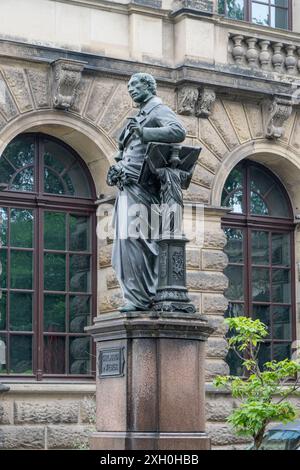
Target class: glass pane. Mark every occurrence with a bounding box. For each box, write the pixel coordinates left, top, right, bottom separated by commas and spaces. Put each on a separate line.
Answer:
0, 158, 15, 191
273, 306, 291, 340
274, 343, 291, 362
265, 187, 290, 218
10, 293, 32, 331
272, 269, 290, 303
0, 334, 7, 373
43, 140, 91, 198
224, 265, 244, 301
69, 296, 91, 333
218, 0, 225, 14
10, 209, 33, 248
44, 168, 65, 195
271, 6, 288, 29
0, 292, 7, 330
272, 233, 290, 266
222, 190, 243, 213
226, 348, 244, 376
252, 305, 270, 332
0, 249, 7, 288
227, 0, 245, 19
224, 228, 243, 263
252, 2, 270, 26
250, 192, 269, 215
44, 294, 66, 332
258, 342, 271, 370
252, 268, 270, 302
225, 302, 245, 318
44, 253, 66, 291
44, 336, 65, 374
3, 135, 34, 169
0, 208, 8, 246
10, 335, 32, 374
69, 336, 91, 374
69, 215, 90, 252
271, 0, 288, 6
10, 251, 33, 289
252, 231, 269, 265
44, 212, 66, 251
10, 167, 34, 192
70, 255, 91, 292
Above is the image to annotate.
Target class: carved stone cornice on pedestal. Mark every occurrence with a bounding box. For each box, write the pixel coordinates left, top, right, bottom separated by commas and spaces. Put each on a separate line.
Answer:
195, 87, 216, 118
177, 85, 216, 118
51, 59, 86, 110
263, 96, 293, 140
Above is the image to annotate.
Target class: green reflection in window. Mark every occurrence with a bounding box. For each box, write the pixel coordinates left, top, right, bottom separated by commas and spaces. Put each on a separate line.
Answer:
272, 233, 290, 266
250, 191, 269, 215
225, 265, 244, 301
44, 335, 65, 374
70, 255, 91, 292
224, 228, 244, 263
0, 334, 7, 373
44, 253, 66, 291
273, 306, 291, 340
10, 251, 33, 290
10, 293, 32, 331
10, 335, 32, 374
10, 209, 33, 248
0, 292, 7, 330
272, 269, 290, 303
44, 294, 66, 332
0, 249, 7, 288
69, 215, 90, 252
0, 208, 8, 246
44, 212, 66, 251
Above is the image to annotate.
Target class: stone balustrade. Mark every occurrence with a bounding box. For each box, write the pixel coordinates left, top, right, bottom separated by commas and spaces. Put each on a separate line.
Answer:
229, 33, 300, 76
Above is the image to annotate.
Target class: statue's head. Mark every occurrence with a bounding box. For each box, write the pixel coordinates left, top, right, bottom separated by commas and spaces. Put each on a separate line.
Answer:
127, 73, 157, 104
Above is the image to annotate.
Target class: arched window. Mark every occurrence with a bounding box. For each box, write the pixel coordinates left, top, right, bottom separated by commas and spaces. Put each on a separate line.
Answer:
221, 160, 295, 375
0, 133, 96, 380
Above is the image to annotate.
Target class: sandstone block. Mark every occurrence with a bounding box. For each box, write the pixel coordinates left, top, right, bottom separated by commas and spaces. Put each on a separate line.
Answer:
14, 401, 79, 424
202, 249, 228, 271
47, 425, 91, 449
187, 271, 228, 292
0, 425, 45, 449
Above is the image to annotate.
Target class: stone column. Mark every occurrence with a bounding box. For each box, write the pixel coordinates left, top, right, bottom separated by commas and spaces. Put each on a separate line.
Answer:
87, 310, 213, 450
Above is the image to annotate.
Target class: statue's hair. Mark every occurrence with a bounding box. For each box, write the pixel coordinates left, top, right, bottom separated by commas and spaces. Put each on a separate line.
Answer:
130, 73, 157, 95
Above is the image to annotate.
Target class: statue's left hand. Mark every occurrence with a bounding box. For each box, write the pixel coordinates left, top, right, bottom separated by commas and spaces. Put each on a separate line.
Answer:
128, 121, 143, 138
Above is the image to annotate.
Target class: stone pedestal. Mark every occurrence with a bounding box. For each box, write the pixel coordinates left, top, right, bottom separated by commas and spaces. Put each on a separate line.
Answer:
87, 311, 213, 450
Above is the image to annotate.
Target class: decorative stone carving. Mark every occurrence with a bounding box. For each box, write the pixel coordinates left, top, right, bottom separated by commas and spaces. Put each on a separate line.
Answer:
177, 85, 198, 115
196, 87, 216, 118
171, 0, 213, 14
263, 96, 293, 140
51, 59, 86, 110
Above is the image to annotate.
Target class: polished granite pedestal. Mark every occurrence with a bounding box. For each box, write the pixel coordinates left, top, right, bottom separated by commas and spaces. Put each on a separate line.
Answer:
87, 310, 213, 450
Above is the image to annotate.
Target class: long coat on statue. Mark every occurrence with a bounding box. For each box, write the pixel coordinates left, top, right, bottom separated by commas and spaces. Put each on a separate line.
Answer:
111, 94, 186, 310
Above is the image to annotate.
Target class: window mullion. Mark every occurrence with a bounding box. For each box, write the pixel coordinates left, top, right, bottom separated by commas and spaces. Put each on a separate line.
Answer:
35, 206, 43, 381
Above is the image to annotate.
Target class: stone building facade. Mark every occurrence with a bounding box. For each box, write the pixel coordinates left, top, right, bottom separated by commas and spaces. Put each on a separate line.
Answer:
0, 0, 300, 450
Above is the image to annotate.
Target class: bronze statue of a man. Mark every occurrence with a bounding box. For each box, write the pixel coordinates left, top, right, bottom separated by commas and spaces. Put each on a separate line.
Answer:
107, 72, 186, 312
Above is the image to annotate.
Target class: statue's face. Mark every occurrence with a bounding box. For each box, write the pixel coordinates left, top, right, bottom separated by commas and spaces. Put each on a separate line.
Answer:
128, 76, 152, 103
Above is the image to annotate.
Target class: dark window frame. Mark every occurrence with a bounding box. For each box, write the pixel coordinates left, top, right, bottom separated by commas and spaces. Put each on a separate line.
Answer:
222, 160, 296, 373
0, 133, 97, 381
219, 0, 292, 31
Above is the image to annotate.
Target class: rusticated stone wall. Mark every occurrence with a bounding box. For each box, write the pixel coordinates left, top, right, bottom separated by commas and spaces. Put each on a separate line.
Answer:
0, 386, 96, 449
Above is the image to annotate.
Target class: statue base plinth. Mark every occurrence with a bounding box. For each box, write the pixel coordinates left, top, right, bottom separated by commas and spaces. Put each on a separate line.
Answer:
86, 310, 213, 451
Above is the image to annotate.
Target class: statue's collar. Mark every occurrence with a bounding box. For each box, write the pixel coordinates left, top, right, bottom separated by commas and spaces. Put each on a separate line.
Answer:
139, 96, 162, 115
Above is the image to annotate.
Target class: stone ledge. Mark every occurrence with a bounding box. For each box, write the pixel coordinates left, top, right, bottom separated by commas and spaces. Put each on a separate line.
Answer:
2, 382, 96, 394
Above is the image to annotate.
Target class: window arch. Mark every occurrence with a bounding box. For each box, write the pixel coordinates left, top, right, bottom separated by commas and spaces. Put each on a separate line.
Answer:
0, 133, 96, 380
221, 160, 295, 375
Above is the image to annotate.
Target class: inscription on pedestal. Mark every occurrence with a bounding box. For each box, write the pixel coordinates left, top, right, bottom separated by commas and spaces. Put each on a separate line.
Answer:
99, 348, 125, 378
